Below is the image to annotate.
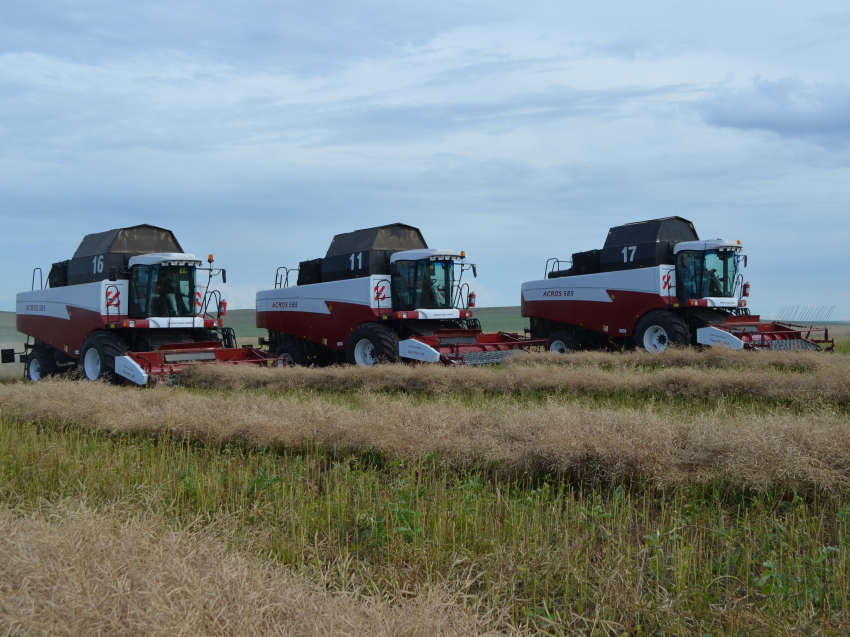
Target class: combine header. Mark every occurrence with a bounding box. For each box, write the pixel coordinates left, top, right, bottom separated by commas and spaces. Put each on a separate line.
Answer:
256, 223, 543, 365
522, 217, 833, 353
2, 225, 277, 384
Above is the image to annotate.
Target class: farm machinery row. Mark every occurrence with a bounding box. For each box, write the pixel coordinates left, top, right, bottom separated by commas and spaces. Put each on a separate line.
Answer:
2, 218, 833, 386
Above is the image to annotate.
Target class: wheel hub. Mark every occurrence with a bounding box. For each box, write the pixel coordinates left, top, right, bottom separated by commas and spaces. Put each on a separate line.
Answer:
353, 339, 376, 366
643, 325, 669, 353
83, 348, 102, 379
549, 340, 567, 354
274, 352, 296, 367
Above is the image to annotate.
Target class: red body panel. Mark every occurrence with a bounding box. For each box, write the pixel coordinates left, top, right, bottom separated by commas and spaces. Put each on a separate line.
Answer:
17, 307, 121, 358
415, 329, 546, 365
257, 301, 380, 350
521, 265, 678, 338
127, 345, 275, 384
522, 290, 669, 337
714, 315, 831, 350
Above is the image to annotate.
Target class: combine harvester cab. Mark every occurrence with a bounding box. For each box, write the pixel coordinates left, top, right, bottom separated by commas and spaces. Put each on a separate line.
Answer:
521, 217, 832, 353
256, 223, 544, 365
3, 224, 277, 385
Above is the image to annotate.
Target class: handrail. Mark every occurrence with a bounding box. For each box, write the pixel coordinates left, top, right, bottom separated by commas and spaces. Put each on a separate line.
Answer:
454, 282, 470, 310
105, 284, 121, 323
544, 258, 571, 278
373, 277, 391, 315
275, 267, 299, 289
31, 268, 43, 291
203, 290, 222, 319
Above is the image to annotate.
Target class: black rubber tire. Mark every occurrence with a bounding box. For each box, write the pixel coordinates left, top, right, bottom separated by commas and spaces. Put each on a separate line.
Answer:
547, 329, 581, 353
272, 336, 309, 367
345, 323, 400, 366
633, 311, 689, 353
25, 347, 57, 381
79, 331, 129, 383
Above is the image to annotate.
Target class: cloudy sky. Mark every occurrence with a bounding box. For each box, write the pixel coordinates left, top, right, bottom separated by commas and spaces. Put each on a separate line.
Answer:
1, 0, 848, 318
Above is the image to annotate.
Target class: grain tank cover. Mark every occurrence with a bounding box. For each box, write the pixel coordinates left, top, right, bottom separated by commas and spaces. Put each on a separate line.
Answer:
320, 223, 428, 283
73, 225, 183, 258
64, 224, 184, 286
600, 216, 698, 272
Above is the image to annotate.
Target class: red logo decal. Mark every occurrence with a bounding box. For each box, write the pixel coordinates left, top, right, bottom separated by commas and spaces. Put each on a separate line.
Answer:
373, 285, 387, 301
662, 274, 672, 290
106, 290, 121, 307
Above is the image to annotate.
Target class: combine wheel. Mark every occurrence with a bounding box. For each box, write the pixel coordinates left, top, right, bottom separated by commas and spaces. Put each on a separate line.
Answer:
80, 331, 129, 383
25, 347, 57, 381
547, 330, 580, 353
633, 311, 689, 354
272, 336, 309, 367
346, 323, 399, 366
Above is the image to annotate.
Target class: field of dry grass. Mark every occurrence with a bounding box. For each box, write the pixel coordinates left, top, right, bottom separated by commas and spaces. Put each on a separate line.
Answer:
0, 505, 494, 636
181, 348, 850, 404
2, 352, 850, 490
2, 349, 850, 634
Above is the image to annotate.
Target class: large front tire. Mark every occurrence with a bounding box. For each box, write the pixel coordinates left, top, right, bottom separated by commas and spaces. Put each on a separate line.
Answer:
80, 332, 129, 383
26, 347, 57, 381
633, 311, 689, 354
345, 323, 399, 366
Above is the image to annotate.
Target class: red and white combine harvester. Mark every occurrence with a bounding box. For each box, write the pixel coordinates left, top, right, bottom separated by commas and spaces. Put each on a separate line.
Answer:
1, 225, 276, 384
522, 217, 833, 353
256, 223, 543, 365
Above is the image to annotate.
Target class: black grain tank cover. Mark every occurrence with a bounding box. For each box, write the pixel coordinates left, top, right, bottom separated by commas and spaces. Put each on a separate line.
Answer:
320, 223, 428, 283
600, 217, 698, 273
48, 260, 70, 288
66, 225, 184, 286
296, 259, 322, 286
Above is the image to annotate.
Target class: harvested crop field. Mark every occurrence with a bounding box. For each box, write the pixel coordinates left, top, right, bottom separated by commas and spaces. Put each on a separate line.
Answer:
2, 349, 850, 635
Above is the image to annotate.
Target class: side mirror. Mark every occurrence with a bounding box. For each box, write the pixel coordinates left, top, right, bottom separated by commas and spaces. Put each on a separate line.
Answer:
471, 265, 477, 278
221, 269, 227, 284
108, 266, 118, 282
743, 256, 748, 268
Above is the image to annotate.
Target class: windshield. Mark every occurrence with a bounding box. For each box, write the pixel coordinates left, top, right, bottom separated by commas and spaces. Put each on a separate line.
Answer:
676, 250, 739, 300
129, 264, 196, 318
391, 259, 454, 311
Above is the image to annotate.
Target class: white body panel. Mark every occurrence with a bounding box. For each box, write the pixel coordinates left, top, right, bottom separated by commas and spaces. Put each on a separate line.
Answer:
700, 297, 739, 308
128, 253, 201, 267
674, 240, 742, 254
522, 265, 676, 301
17, 281, 207, 327
416, 308, 462, 320
696, 327, 745, 350
398, 339, 441, 363
115, 355, 149, 384
390, 249, 463, 263
256, 276, 393, 313
17, 280, 129, 318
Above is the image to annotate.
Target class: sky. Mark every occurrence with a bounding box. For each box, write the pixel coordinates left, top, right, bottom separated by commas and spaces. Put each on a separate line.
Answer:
1, 0, 848, 318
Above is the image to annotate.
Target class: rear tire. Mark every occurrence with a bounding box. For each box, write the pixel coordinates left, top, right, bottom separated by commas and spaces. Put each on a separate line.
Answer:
547, 329, 580, 353
26, 347, 57, 381
272, 336, 309, 367
345, 323, 399, 366
633, 311, 689, 353
80, 331, 129, 383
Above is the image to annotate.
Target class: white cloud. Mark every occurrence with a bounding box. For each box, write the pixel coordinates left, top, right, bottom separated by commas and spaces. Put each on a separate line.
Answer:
697, 77, 850, 146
